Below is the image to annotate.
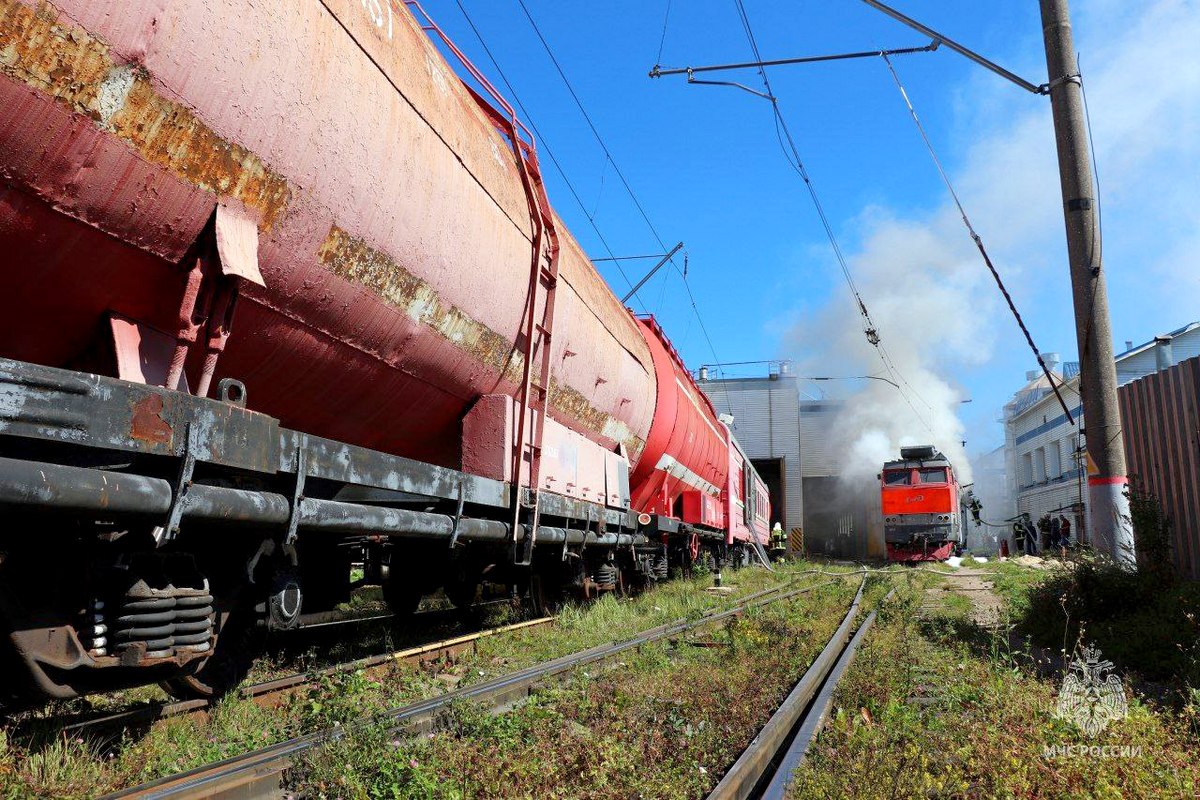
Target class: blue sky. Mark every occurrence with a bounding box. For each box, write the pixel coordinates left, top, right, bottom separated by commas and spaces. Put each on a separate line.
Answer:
421, 0, 1200, 467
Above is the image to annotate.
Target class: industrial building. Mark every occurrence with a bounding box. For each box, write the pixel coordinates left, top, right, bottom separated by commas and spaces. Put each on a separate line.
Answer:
698, 364, 882, 559
697, 363, 804, 534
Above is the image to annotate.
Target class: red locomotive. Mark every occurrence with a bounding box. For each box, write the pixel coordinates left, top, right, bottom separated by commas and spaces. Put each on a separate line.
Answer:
0, 1, 769, 707
880, 446, 963, 562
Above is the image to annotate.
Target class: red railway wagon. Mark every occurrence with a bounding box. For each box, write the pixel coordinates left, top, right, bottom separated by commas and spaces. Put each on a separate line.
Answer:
0, 0, 767, 707
880, 445, 963, 562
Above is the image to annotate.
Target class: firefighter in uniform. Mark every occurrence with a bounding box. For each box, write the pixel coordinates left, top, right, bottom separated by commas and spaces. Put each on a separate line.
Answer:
769, 522, 788, 560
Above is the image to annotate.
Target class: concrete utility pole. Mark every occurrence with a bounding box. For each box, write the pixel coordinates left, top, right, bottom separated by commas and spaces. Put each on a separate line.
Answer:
1039, 0, 1135, 566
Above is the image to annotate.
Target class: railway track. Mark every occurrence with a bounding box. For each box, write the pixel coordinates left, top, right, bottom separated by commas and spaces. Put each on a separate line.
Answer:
58, 611, 553, 740
102, 578, 836, 799
707, 582, 893, 800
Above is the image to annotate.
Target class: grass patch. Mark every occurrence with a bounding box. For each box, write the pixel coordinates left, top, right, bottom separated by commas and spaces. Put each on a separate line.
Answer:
788, 570, 1199, 799
937, 591, 974, 620
985, 559, 1054, 620
1018, 554, 1200, 700
293, 572, 894, 798
0, 564, 812, 798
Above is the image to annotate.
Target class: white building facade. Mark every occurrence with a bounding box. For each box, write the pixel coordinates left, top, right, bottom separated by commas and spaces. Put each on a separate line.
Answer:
1003, 322, 1200, 550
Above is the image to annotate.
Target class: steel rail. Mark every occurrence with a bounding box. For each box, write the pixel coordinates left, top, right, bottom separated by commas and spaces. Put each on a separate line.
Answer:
63, 615, 554, 737
706, 584, 895, 800
104, 578, 842, 799
293, 596, 512, 630
759, 602, 884, 799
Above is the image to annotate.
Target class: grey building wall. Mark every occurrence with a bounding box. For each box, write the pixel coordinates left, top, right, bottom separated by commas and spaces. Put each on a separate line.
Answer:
795, 399, 883, 559
798, 401, 841, 477
700, 374, 803, 533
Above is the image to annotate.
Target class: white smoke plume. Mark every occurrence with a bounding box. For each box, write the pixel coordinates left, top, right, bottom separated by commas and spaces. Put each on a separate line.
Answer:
784, 0, 1200, 488
787, 207, 988, 485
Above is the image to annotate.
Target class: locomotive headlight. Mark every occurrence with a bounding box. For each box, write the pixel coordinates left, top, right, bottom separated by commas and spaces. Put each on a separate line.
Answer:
637, 513, 652, 526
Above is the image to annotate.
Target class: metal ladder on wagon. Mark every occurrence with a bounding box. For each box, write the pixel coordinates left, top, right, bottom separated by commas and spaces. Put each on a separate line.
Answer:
406, 2, 562, 567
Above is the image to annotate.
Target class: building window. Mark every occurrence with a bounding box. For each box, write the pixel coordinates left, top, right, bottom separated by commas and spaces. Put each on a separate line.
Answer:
1047, 441, 1062, 478
1034, 447, 1046, 483
1022, 453, 1033, 486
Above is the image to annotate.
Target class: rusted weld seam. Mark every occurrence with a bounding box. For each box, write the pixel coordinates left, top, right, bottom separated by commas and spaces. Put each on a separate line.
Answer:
0, 0, 292, 230
315, 226, 645, 454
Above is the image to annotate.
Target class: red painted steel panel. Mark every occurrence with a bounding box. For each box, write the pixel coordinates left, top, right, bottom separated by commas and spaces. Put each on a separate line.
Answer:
724, 443, 770, 545
681, 491, 723, 529
881, 486, 955, 516
0, 0, 655, 469
628, 316, 729, 515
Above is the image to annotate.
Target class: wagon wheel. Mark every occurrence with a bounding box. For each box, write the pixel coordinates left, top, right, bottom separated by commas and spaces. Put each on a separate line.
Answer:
527, 573, 562, 617
382, 573, 424, 619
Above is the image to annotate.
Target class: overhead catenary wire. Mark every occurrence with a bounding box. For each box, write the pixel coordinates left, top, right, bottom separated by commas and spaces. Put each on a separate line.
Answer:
655, 0, 674, 68
727, 0, 937, 435
514, 0, 674, 266
452, 0, 652, 312
514, 0, 744, 425
879, 53, 1075, 424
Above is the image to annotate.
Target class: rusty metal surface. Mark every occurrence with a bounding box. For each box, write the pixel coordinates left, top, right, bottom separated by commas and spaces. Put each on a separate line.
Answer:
0, 0, 654, 469
1119, 356, 1200, 579
0, 353, 647, 534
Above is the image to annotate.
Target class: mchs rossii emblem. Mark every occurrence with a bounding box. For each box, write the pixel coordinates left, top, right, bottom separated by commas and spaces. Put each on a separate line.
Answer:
1055, 645, 1128, 737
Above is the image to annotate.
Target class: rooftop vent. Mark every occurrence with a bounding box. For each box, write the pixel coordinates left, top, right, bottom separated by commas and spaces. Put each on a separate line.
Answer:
1155, 336, 1174, 371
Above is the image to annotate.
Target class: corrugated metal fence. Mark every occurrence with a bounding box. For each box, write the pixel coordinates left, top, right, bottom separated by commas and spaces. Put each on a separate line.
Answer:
1118, 355, 1200, 579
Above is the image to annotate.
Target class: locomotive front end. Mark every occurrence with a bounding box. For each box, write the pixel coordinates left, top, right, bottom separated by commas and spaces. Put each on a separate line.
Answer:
880, 445, 962, 562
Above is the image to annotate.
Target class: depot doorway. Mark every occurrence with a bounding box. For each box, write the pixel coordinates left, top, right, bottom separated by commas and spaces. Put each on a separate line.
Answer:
750, 457, 785, 529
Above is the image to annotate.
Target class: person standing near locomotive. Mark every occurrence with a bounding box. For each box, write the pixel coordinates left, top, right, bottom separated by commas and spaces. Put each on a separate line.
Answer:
1023, 515, 1039, 556
1012, 518, 1026, 556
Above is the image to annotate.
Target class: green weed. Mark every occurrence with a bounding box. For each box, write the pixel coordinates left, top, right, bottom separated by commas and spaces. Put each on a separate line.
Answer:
788, 569, 1199, 800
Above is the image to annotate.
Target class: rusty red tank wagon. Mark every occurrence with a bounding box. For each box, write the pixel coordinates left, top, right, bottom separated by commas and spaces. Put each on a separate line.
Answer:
0, 0, 768, 707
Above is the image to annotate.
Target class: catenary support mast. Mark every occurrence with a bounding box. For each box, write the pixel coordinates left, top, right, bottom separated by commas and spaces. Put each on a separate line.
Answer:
1039, 0, 1134, 565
